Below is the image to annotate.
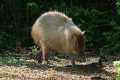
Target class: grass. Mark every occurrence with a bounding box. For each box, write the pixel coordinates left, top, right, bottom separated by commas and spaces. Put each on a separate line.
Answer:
0, 56, 28, 66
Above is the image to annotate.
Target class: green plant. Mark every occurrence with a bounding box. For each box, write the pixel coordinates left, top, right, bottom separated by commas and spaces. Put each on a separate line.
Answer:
1, 0, 120, 56
31, 45, 39, 54
113, 61, 120, 80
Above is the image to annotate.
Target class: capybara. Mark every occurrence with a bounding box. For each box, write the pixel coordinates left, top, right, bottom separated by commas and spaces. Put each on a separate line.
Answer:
31, 11, 85, 66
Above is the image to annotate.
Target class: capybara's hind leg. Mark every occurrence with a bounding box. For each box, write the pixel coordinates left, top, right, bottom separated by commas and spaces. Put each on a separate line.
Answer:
42, 48, 49, 64
40, 41, 49, 64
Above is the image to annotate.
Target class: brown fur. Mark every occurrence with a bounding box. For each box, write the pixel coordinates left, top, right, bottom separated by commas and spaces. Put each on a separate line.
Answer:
71, 33, 85, 54
31, 11, 85, 66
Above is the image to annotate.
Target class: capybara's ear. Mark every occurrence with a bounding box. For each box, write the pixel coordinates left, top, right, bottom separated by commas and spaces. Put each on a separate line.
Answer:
81, 31, 85, 35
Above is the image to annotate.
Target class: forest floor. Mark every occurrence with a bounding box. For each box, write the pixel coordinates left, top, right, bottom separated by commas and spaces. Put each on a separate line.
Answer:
0, 50, 118, 80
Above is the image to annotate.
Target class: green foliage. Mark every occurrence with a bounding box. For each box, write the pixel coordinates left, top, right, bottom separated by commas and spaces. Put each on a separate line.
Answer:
31, 45, 39, 54
0, 56, 25, 66
102, 31, 120, 54
26, 2, 40, 14
113, 61, 120, 80
0, 0, 120, 55
116, 0, 120, 15
0, 32, 16, 49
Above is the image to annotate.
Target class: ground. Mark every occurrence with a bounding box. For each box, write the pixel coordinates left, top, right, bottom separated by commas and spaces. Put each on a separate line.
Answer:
0, 50, 117, 80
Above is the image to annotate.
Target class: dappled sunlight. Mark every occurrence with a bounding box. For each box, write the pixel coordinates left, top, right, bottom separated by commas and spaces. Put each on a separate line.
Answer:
0, 52, 116, 80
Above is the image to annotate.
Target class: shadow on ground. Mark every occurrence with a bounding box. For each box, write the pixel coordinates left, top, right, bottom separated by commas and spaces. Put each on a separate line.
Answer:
0, 53, 116, 80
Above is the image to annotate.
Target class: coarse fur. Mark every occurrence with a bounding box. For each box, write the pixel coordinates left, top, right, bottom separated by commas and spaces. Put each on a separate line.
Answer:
31, 11, 85, 66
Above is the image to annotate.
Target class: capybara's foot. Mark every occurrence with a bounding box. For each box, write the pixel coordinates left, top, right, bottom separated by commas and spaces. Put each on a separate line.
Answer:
42, 60, 49, 65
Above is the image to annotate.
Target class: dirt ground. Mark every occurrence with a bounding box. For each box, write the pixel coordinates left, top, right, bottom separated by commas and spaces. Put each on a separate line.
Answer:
0, 51, 117, 80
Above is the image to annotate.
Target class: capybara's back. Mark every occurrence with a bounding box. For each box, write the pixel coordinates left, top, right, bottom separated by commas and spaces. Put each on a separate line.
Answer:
31, 11, 85, 65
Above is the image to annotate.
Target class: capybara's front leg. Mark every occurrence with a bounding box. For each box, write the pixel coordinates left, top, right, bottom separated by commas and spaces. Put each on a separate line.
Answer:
35, 51, 42, 63
71, 56, 76, 67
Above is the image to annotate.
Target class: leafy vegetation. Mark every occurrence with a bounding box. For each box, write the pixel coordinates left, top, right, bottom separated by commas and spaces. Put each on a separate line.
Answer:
0, 1, 120, 79
113, 61, 120, 80
0, 0, 120, 55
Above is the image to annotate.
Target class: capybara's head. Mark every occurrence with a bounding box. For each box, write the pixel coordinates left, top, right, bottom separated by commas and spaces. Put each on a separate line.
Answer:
78, 31, 85, 55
